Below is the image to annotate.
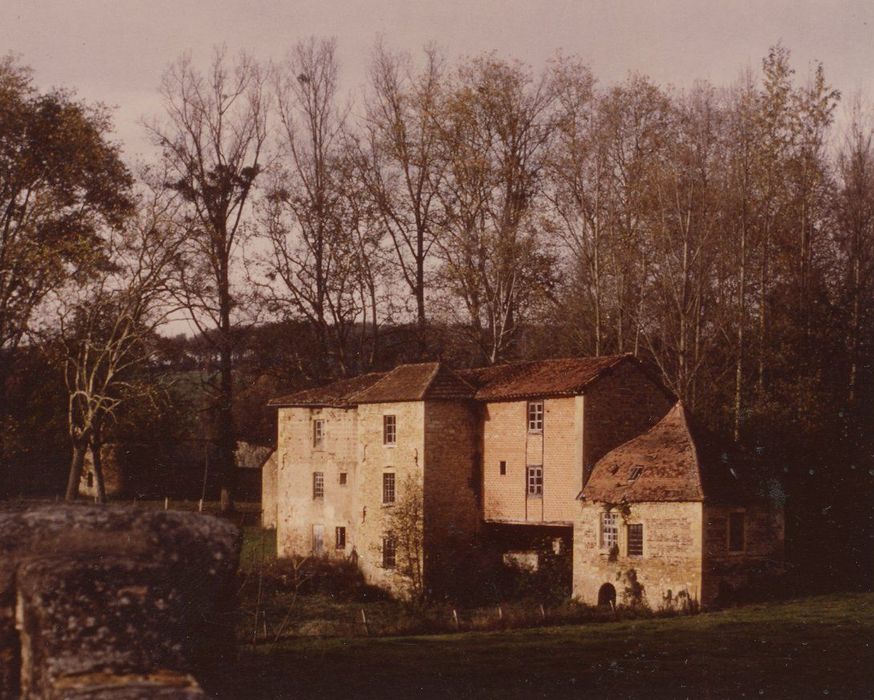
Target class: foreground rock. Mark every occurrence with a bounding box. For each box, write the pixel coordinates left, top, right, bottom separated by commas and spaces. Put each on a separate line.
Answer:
0, 504, 239, 699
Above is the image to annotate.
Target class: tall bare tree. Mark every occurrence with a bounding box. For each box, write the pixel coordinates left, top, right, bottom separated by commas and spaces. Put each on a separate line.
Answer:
360, 43, 447, 352
146, 48, 268, 511
261, 38, 380, 379
437, 56, 559, 364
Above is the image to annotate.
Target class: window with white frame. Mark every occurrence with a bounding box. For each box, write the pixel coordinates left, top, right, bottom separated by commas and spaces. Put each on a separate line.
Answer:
335, 526, 346, 550
527, 465, 543, 497
382, 536, 396, 568
728, 512, 745, 552
527, 401, 544, 432
383, 414, 397, 445
627, 523, 644, 557
600, 511, 619, 550
313, 472, 324, 500
312, 419, 325, 448
382, 472, 396, 504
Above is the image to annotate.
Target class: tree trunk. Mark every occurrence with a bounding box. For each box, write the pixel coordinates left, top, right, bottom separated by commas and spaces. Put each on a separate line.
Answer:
65, 441, 87, 501
91, 440, 107, 504
218, 258, 236, 514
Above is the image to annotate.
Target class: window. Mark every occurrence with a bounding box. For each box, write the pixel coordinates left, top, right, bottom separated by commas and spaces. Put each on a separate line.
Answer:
313, 472, 324, 500
335, 526, 346, 550
600, 512, 619, 551
728, 512, 745, 552
527, 401, 544, 432
383, 414, 397, 445
339, 472, 348, 486
627, 523, 644, 557
382, 472, 396, 504
527, 465, 543, 497
312, 524, 324, 555
382, 537, 396, 568
628, 467, 644, 482
499, 460, 507, 476
86, 472, 94, 488
312, 419, 325, 448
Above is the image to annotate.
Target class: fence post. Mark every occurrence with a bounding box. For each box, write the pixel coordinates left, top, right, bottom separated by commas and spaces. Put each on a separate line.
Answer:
360, 608, 370, 636
539, 603, 546, 622
497, 606, 503, 622
452, 609, 460, 631
164, 496, 169, 511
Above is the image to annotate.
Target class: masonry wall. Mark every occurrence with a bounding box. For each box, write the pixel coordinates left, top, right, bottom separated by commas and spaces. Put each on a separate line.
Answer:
582, 362, 673, 483
573, 501, 704, 609
275, 406, 358, 559
423, 400, 481, 596
354, 401, 426, 596
482, 397, 582, 525
702, 503, 785, 604
260, 451, 278, 529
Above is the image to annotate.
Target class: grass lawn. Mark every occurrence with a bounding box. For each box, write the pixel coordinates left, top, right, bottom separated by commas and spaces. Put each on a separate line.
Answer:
202, 591, 874, 699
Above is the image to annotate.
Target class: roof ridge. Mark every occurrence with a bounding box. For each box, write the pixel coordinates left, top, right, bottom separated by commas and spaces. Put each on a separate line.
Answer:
419, 362, 443, 399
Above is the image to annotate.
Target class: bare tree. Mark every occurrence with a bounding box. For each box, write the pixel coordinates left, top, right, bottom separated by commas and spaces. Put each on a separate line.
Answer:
360, 43, 447, 352
146, 48, 268, 511
50, 183, 182, 501
437, 56, 559, 364
381, 474, 425, 602
260, 38, 379, 379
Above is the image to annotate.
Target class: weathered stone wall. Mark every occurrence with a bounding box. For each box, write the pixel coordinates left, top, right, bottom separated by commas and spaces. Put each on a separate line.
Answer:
482, 397, 582, 525
0, 504, 239, 699
275, 406, 358, 559
422, 400, 481, 596
702, 503, 785, 604
573, 501, 704, 609
582, 362, 674, 483
260, 450, 278, 529
354, 401, 426, 596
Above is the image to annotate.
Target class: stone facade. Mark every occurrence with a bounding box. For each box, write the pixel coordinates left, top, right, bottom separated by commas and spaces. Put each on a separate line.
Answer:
271, 358, 782, 605
574, 501, 704, 608
275, 406, 359, 559
260, 450, 278, 529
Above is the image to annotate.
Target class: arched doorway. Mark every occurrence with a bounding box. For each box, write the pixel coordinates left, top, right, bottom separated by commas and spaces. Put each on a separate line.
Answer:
597, 583, 617, 608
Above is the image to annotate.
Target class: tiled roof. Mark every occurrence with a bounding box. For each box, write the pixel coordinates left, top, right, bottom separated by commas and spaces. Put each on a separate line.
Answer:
267, 372, 386, 408
582, 402, 752, 504
351, 363, 476, 404
461, 354, 631, 401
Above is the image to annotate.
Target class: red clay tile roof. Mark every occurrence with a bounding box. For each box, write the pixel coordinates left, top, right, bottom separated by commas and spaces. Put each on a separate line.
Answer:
583, 402, 752, 504
461, 354, 631, 401
267, 372, 386, 408
351, 363, 476, 404
269, 355, 663, 407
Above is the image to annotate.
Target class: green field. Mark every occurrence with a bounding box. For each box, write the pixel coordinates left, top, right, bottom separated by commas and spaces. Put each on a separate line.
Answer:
203, 591, 874, 699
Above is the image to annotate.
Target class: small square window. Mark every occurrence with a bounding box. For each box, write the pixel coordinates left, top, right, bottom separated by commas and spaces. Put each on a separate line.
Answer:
313, 472, 324, 500
383, 415, 397, 445
335, 526, 346, 550
499, 460, 507, 476
628, 467, 644, 482
627, 523, 644, 557
339, 472, 348, 486
382, 537, 396, 568
527, 465, 543, 497
382, 472, 396, 504
312, 419, 325, 448
527, 401, 544, 432
728, 512, 745, 552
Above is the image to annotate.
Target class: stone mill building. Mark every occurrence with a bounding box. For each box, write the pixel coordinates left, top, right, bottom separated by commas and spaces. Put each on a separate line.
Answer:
268, 355, 783, 605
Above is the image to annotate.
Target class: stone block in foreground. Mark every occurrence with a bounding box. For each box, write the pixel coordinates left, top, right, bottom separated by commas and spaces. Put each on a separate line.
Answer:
0, 504, 240, 699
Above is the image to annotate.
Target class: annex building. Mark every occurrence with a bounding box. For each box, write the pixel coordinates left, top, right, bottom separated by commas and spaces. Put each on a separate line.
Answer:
267, 355, 783, 606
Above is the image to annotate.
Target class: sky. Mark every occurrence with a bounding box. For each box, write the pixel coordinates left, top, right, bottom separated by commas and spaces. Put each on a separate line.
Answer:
2, 0, 873, 164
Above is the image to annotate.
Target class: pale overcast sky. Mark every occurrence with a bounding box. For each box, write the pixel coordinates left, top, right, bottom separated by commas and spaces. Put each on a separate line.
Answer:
2, 0, 872, 163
